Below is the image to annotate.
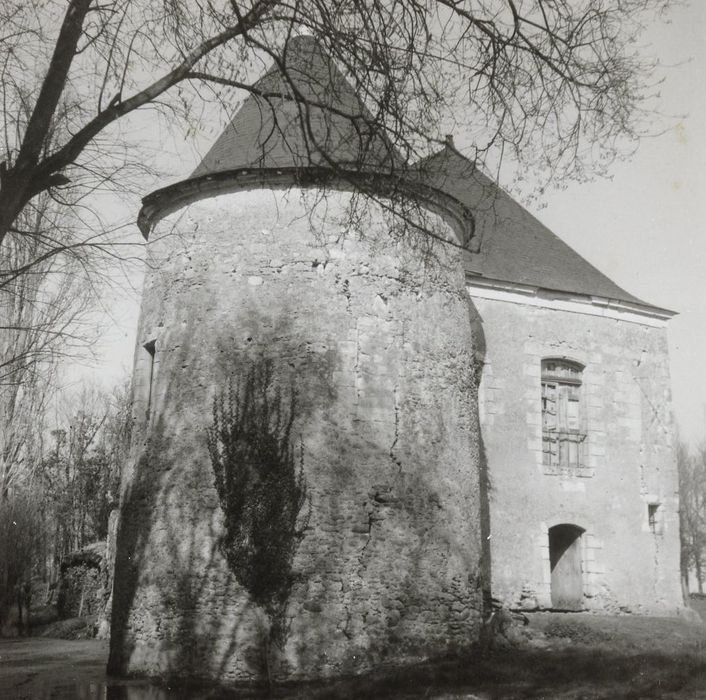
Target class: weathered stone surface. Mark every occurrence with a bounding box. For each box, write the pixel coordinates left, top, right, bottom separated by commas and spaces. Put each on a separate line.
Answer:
475, 296, 683, 615
110, 188, 483, 682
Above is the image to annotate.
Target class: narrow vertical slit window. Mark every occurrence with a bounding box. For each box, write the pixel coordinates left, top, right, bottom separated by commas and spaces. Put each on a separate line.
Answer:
144, 340, 156, 417
648, 504, 661, 534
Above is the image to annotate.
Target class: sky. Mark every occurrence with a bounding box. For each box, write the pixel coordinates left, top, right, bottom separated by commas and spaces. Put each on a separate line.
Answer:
82, 2, 706, 448
535, 2, 706, 447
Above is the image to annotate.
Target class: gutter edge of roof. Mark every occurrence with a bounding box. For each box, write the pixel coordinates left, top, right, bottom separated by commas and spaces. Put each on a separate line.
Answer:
465, 274, 677, 321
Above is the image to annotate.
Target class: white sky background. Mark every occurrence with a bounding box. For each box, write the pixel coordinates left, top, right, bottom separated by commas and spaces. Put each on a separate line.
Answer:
81, 2, 706, 448
535, 2, 706, 447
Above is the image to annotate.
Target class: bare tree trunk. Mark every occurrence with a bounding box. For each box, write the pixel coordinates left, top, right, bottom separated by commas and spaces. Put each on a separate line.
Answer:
77, 582, 85, 618
696, 552, 703, 594
681, 572, 690, 604
0, 0, 93, 247
16, 587, 23, 635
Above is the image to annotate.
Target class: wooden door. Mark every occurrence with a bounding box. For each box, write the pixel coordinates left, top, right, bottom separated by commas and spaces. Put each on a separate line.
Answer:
549, 525, 584, 610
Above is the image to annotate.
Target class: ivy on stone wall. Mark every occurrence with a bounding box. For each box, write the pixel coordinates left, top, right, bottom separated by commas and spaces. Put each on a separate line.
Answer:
206, 359, 308, 647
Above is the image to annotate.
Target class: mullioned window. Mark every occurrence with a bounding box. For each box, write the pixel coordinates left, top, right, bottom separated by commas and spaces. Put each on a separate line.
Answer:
541, 358, 587, 474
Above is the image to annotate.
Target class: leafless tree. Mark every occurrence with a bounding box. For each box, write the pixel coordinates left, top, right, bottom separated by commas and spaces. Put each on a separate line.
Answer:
678, 442, 706, 594
0, 0, 673, 255
0, 376, 131, 630
40, 379, 131, 572
0, 489, 43, 633
0, 196, 96, 499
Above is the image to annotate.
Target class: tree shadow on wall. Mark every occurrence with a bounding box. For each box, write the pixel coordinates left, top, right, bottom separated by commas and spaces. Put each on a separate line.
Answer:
108, 305, 337, 684
107, 410, 258, 683
107, 336, 257, 682
279, 294, 493, 675
280, 427, 488, 677
207, 359, 310, 661
468, 297, 492, 617
108, 293, 493, 685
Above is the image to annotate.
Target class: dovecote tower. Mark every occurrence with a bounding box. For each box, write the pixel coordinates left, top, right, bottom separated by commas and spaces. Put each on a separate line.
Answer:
109, 36, 484, 683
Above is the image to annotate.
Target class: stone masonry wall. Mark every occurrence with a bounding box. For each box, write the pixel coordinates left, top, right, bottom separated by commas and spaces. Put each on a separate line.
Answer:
475, 295, 683, 614
58, 543, 109, 621
109, 188, 483, 682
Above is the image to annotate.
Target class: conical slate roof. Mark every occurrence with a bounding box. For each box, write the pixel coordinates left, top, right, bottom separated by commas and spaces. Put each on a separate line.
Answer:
191, 35, 401, 177
413, 146, 665, 311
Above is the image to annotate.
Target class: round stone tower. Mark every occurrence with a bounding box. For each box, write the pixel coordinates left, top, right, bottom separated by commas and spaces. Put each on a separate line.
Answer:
110, 37, 484, 683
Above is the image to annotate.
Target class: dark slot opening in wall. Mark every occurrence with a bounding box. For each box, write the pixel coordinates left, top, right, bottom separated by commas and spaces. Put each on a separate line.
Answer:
144, 340, 156, 417
648, 504, 660, 534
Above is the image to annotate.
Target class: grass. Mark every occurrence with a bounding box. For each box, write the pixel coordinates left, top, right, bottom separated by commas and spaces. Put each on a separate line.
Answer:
279, 609, 706, 699
2, 607, 706, 698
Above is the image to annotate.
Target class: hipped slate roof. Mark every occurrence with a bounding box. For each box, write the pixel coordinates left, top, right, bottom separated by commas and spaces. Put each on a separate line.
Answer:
191, 34, 401, 177
413, 145, 658, 309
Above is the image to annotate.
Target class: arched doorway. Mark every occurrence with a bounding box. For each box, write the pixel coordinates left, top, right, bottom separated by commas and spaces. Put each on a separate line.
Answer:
549, 524, 585, 610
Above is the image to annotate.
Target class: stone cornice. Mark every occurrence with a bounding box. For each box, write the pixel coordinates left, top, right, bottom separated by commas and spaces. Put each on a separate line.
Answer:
466, 275, 676, 327
137, 166, 477, 250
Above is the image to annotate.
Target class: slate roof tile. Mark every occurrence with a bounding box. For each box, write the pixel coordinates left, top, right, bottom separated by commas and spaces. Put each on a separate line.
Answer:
191, 35, 400, 177
414, 146, 654, 308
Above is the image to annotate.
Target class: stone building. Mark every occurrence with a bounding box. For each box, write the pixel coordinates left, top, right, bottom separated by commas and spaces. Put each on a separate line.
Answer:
474, 219, 683, 614
110, 36, 682, 684
419, 149, 683, 615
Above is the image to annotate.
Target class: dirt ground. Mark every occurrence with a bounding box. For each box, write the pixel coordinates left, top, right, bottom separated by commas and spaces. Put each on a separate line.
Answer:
1, 610, 706, 699
0, 637, 108, 699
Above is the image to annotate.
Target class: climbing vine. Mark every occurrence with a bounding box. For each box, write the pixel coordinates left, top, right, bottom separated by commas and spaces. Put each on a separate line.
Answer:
206, 359, 309, 648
